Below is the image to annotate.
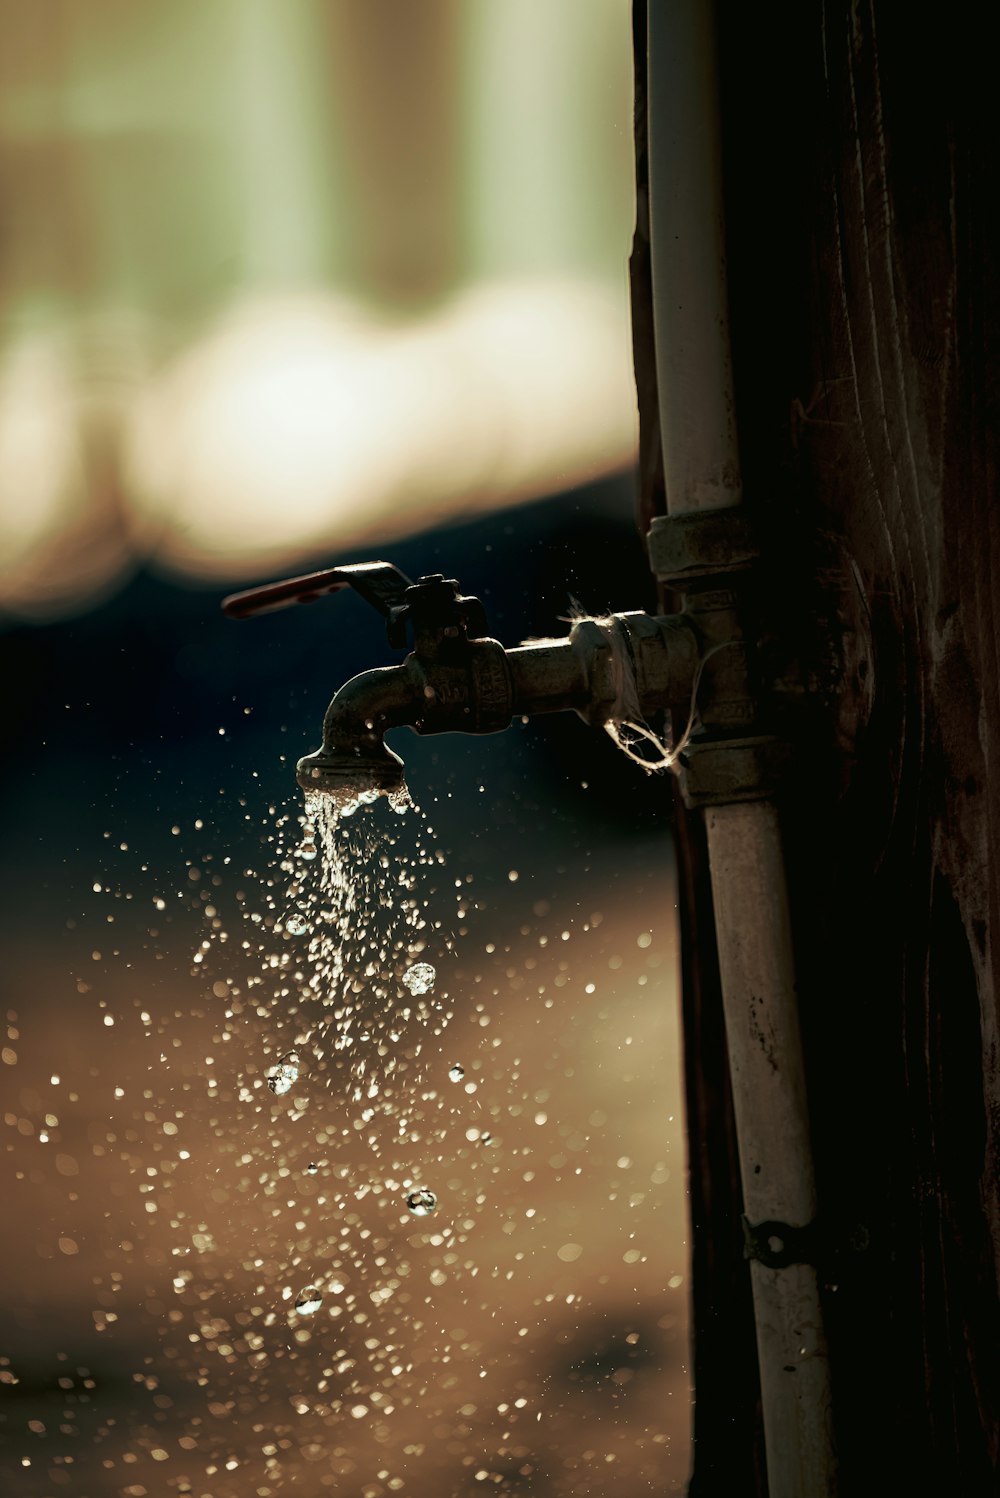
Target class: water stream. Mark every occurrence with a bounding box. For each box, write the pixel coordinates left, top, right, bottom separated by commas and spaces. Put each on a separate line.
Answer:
2, 772, 688, 1496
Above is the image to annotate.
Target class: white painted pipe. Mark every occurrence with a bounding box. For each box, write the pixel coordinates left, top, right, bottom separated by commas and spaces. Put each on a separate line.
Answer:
646, 0, 741, 514
646, 5, 838, 1495
706, 802, 837, 1497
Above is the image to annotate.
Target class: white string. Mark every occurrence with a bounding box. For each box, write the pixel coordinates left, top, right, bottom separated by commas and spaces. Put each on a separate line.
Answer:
582, 611, 733, 777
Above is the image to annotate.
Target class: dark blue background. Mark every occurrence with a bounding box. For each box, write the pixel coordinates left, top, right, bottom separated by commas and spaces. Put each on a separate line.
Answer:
0, 473, 672, 932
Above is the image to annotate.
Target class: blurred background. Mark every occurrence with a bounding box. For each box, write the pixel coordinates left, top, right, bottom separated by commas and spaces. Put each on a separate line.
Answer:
0, 3, 690, 1494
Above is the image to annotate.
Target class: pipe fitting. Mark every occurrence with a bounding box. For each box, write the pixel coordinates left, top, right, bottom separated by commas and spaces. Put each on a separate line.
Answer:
567, 618, 616, 725
409, 637, 513, 735
506, 612, 701, 729
615, 611, 703, 720
296, 610, 703, 800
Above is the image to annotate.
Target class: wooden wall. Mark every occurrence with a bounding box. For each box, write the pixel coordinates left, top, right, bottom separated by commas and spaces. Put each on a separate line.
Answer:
631, 3, 1000, 1491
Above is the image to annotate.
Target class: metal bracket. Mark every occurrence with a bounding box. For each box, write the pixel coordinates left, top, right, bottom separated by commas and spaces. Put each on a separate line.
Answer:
742, 1215, 820, 1270
742, 1214, 870, 1271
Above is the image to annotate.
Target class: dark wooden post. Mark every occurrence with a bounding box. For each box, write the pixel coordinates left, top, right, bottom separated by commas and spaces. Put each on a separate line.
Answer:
632, 2, 1000, 1492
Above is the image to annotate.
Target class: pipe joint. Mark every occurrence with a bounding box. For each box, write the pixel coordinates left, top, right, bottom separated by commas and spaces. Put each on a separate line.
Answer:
647, 506, 781, 806
409, 637, 514, 736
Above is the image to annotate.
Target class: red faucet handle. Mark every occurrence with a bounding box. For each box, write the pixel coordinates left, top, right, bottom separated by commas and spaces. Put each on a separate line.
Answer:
222, 561, 415, 621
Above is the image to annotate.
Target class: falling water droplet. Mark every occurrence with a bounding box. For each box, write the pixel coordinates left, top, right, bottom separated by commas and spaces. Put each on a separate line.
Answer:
480, 1131, 494, 1146
296, 822, 318, 861
306, 1162, 319, 1175
284, 913, 309, 936
448, 1063, 465, 1083
405, 1187, 438, 1217
294, 1286, 323, 1315
267, 1054, 300, 1096
402, 962, 436, 996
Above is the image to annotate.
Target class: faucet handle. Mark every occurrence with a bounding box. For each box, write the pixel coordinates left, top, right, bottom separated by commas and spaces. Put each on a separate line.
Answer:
222, 561, 415, 624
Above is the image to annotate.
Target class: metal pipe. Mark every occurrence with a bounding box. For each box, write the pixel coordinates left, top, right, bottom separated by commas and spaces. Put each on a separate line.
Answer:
296, 612, 702, 801
507, 640, 589, 717
647, 4, 837, 1495
509, 614, 700, 723
706, 802, 835, 1496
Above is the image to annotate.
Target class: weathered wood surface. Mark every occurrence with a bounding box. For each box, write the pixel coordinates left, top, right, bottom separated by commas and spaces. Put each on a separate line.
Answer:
632, 2, 1000, 1492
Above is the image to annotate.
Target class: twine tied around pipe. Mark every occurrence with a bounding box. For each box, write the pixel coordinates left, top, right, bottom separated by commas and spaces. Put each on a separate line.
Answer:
575, 609, 730, 775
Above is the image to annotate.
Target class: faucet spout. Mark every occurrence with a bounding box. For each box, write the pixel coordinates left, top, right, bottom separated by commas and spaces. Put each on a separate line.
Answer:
296, 662, 412, 803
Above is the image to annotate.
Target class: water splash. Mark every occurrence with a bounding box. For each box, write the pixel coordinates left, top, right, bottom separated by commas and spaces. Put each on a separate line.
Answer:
307, 782, 413, 820
267, 1053, 299, 1096
402, 961, 436, 996
175, 782, 494, 1480
291, 793, 452, 1088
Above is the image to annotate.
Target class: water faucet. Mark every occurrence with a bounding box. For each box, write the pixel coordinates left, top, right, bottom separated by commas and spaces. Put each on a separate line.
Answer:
223, 559, 703, 807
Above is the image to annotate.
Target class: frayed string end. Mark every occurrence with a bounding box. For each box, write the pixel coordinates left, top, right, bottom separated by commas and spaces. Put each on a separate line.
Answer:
566, 604, 730, 778
604, 716, 682, 774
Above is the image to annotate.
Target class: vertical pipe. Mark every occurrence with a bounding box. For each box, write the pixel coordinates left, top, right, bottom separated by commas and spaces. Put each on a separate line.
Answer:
646, 5, 837, 1494
646, 0, 741, 513
706, 802, 836, 1497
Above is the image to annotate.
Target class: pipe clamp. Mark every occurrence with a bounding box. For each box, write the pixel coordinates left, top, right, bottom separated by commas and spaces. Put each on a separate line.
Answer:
647, 507, 758, 586
680, 734, 787, 807
742, 1215, 820, 1270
